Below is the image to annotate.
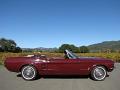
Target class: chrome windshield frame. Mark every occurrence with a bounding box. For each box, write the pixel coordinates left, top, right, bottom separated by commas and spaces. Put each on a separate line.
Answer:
65, 50, 78, 59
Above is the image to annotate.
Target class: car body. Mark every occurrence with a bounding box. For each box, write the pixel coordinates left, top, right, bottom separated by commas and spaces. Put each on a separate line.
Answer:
4, 50, 114, 81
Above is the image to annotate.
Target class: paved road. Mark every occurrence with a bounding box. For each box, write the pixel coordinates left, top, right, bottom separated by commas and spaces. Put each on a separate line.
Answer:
0, 63, 120, 90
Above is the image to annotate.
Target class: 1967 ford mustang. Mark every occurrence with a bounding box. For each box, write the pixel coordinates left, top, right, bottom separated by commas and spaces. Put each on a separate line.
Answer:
4, 50, 114, 81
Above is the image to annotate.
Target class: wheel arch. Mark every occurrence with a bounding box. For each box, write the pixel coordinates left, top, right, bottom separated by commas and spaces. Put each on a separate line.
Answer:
89, 64, 109, 74
19, 64, 36, 72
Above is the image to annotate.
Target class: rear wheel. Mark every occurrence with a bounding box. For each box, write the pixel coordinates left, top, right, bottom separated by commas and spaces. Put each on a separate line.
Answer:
91, 66, 107, 81
21, 65, 37, 81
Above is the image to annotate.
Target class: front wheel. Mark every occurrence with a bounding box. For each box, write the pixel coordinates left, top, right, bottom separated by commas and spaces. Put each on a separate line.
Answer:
91, 66, 107, 81
21, 65, 37, 81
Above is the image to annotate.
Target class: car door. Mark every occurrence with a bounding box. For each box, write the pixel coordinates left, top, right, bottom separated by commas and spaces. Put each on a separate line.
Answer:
46, 58, 85, 75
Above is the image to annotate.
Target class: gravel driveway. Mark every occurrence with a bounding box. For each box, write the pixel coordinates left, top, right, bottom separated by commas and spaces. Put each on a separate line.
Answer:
0, 63, 120, 90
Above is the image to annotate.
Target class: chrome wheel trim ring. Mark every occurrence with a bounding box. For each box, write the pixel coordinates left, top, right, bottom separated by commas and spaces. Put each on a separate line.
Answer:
22, 66, 36, 80
93, 67, 106, 80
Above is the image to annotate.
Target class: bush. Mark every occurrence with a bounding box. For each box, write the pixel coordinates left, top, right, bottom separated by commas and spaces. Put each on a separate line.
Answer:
59, 44, 79, 53
79, 46, 89, 53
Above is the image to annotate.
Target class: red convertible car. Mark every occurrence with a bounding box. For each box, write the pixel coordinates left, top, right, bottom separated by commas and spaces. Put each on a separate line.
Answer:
4, 50, 114, 81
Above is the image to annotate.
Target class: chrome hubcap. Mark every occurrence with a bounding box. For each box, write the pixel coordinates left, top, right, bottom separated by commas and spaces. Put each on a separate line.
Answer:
94, 67, 106, 80
22, 66, 35, 80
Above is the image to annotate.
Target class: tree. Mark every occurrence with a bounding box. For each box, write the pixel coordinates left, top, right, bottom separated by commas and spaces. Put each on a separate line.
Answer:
14, 47, 22, 53
0, 45, 3, 52
59, 44, 79, 53
79, 46, 89, 53
0, 38, 22, 52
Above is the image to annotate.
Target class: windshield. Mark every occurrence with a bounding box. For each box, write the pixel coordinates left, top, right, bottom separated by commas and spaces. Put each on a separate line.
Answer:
65, 50, 79, 59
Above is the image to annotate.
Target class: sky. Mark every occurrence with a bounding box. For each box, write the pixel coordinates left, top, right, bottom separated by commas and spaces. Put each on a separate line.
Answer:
0, 0, 120, 48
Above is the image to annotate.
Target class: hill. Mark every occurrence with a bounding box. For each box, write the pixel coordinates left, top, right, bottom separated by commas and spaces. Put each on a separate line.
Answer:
22, 40, 120, 53
88, 40, 120, 52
